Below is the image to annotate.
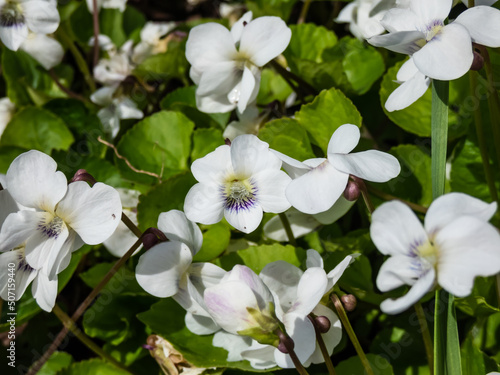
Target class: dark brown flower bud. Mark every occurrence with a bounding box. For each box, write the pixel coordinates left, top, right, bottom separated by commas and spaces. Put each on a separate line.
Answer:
277, 335, 294, 354
70, 169, 97, 186
470, 50, 484, 71
341, 294, 357, 312
315, 315, 331, 333
344, 180, 361, 201
225, 138, 232, 146
142, 228, 168, 250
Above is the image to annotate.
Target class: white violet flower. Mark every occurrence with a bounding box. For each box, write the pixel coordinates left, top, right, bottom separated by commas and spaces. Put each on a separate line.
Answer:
0, 97, 15, 138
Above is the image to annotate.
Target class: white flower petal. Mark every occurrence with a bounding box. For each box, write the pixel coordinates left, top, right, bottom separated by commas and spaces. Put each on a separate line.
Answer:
410, 0, 452, 26
224, 265, 274, 310
370, 201, 428, 256
454, 6, 500, 48
286, 160, 349, 215
385, 71, 431, 112
253, 169, 291, 213
6, 150, 67, 211
55, 182, 122, 245
23, 0, 60, 34
376, 255, 421, 292
424, 193, 497, 235
335, 2, 356, 23
0, 250, 36, 301
157, 210, 203, 255
0, 210, 41, 252
326, 254, 357, 290
306, 249, 323, 269
263, 209, 320, 242
0, 189, 20, 228
368, 30, 426, 54
306, 304, 342, 365
213, 331, 252, 361
191, 145, 231, 185
185, 23, 236, 71
104, 216, 142, 257
236, 66, 258, 113
197, 61, 240, 96
330, 150, 401, 182
435, 216, 500, 297
184, 183, 225, 225
241, 341, 277, 369
380, 8, 420, 33
380, 268, 435, 314
0, 22, 29, 51
412, 23, 473, 80
231, 10, 253, 43
185, 312, 220, 335
239, 16, 291, 67
90, 86, 116, 106
275, 315, 315, 368
313, 196, 355, 225
271, 150, 312, 179
231, 134, 280, 177
20, 33, 64, 70
135, 241, 193, 298
32, 271, 58, 312
327, 124, 360, 155
196, 91, 237, 113
115, 98, 143, 120
396, 58, 419, 82
288, 267, 328, 318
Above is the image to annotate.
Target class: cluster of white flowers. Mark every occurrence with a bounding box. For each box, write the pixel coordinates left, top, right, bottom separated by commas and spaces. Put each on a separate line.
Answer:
0, 150, 122, 311
90, 21, 176, 138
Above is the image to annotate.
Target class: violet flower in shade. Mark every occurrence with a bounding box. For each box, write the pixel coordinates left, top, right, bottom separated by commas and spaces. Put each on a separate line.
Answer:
184, 134, 291, 234
185, 11, 291, 113
371, 193, 500, 314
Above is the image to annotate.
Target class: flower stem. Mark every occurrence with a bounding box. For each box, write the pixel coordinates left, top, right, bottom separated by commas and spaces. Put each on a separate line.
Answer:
431, 80, 462, 375
351, 176, 374, 214
279, 212, 297, 246
121, 212, 142, 238
308, 315, 337, 375
27, 235, 144, 375
414, 302, 433, 374
331, 294, 374, 375
276, 329, 310, 375
92, 0, 100, 68
298, 0, 312, 24
269, 60, 317, 97
52, 304, 133, 373
468, 70, 499, 205
367, 185, 428, 214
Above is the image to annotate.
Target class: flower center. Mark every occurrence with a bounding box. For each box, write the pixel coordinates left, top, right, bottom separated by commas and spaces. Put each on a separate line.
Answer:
38, 216, 65, 239
223, 178, 257, 212
0, 1, 24, 28
425, 21, 444, 42
417, 240, 438, 267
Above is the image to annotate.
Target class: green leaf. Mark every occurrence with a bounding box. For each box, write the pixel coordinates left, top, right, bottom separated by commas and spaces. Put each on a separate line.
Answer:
122, 6, 147, 37
116, 111, 195, 185
68, 2, 93, 44
0, 146, 27, 174
193, 221, 231, 262
284, 23, 338, 63
79, 263, 147, 296
59, 359, 131, 375
258, 118, 315, 160
191, 128, 224, 161
246, 0, 299, 19
336, 353, 395, 375
455, 277, 500, 317
137, 172, 196, 230
295, 88, 362, 152
380, 59, 471, 138
138, 298, 257, 370
256, 68, 293, 106
1, 107, 74, 153
461, 336, 499, 375
100, 9, 127, 46
134, 41, 188, 82
38, 352, 73, 375
160, 86, 230, 129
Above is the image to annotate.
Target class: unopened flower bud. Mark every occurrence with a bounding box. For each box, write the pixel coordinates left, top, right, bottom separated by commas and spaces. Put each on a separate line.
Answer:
341, 294, 357, 312
470, 50, 484, 71
142, 228, 168, 250
277, 332, 294, 354
70, 169, 97, 186
224, 138, 232, 146
315, 315, 331, 333
344, 180, 361, 201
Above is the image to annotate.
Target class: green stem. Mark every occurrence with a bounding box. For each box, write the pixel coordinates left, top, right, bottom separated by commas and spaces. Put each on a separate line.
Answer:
352, 176, 374, 214
331, 294, 374, 375
52, 305, 132, 373
367, 185, 428, 214
414, 303, 434, 374
121, 212, 142, 238
269, 60, 317, 97
431, 80, 462, 375
279, 212, 297, 247
92, 0, 100, 68
298, 0, 312, 24
469, 71, 499, 205
27, 235, 144, 375
309, 315, 337, 375
58, 23, 97, 92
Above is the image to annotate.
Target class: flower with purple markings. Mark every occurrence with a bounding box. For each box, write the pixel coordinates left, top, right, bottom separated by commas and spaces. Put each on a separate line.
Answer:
371, 193, 500, 314
184, 134, 291, 234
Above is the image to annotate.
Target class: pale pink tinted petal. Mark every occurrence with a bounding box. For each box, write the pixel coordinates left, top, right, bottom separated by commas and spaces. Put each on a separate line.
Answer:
23, 0, 60, 34
224, 201, 263, 233
253, 169, 291, 213
0, 210, 41, 252
376, 255, 421, 292
32, 271, 58, 312
231, 134, 280, 177
380, 268, 435, 314
56, 182, 122, 245
410, 0, 451, 26
286, 161, 349, 215
368, 30, 426, 54
381, 8, 420, 33
7, 150, 67, 211
327, 124, 360, 156
370, 201, 428, 256
185, 312, 220, 335
454, 6, 500, 48
385, 72, 431, 112
0, 22, 28, 51
157, 210, 203, 254
185, 23, 236, 70
330, 150, 401, 182
239, 16, 291, 67
231, 11, 253, 43
424, 193, 497, 235
226, 265, 273, 309
435, 216, 500, 297
135, 241, 193, 298
413, 23, 473, 80
184, 183, 225, 225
